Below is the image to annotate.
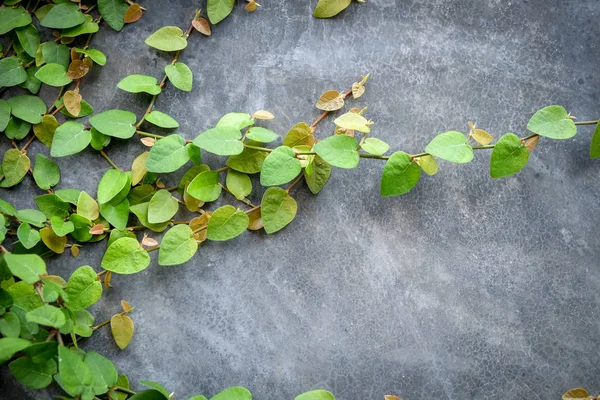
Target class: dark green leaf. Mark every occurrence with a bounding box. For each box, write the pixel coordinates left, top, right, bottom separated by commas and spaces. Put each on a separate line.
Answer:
56, 345, 92, 396
9, 357, 56, 389
15, 25, 40, 58
98, 0, 128, 31
41, 42, 70, 69
7, 95, 46, 124
32, 154, 60, 190
0, 56, 27, 87
591, 122, 600, 159
34, 194, 70, 219
0, 6, 32, 35
0, 99, 11, 131
4, 117, 31, 140
62, 14, 99, 37
100, 199, 130, 231
490, 133, 530, 178
0, 338, 32, 363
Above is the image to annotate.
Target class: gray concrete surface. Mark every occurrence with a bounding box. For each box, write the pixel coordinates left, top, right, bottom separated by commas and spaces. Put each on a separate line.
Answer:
2, 0, 600, 399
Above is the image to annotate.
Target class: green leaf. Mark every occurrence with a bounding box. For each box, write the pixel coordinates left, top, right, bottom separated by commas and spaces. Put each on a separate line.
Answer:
145, 26, 188, 51
207, 0, 235, 24
158, 225, 198, 266
0, 338, 31, 363
148, 189, 179, 223
16, 209, 46, 228
314, 135, 359, 169
100, 199, 130, 231
187, 170, 222, 202
0, 199, 17, 216
283, 122, 314, 148
129, 390, 168, 400
40, 2, 85, 29
90, 127, 110, 150
207, 205, 249, 241
490, 133, 530, 178
361, 138, 389, 155
84, 351, 118, 395
7, 95, 46, 124
591, 122, 600, 159
76, 191, 99, 220
4, 117, 31, 140
304, 155, 331, 195
193, 126, 244, 156
102, 237, 151, 274
55, 189, 81, 205
0, 99, 11, 131
56, 345, 92, 396
211, 386, 252, 400
32, 154, 60, 190
65, 266, 102, 311
62, 14, 99, 37
261, 187, 297, 234
34, 194, 71, 219
217, 112, 254, 130
417, 154, 439, 176
97, 169, 129, 204
17, 223, 40, 249
314, 0, 352, 18
165, 62, 192, 92
15, 25, 40, 58
0, 56, 27, 87
41, 42, 70, 69
117, 74, 161, 95
380, 151, 421, 197
22, 342, 57, 364
89, 109, 136, 139
33, 115, 58, 147
145, 110, 179, 128
526, 105, 576, 139
226, 140, 267, 173
130, 202, 169, 232
425, 131, 473, 163
9, 357, 55, 389
0, 149, 30, 188
34, 63, 72, 87
295, 390, 335, 400
26, 305, 65, 328
140, 381, 171, 399
226, 170, 252, 200
50, 121, 91, 157
19, 66, 42, 95
75, 48, 106, 66
50, 216, 74, 237
0, 312, 21, 338
246, 127, 278, 143
334, 112, 371, 133
98, 0, 128, 31
0, 6, 32, 35
68, 214, 93, 242
260, 146, 302, 186
146, 134, 190, 173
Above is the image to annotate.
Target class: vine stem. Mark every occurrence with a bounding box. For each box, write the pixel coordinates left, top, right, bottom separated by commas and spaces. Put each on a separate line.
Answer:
575, 120, 598, 125
286, 174, 304, 193
136, 130, 165, 139
92, 310, 129, 331
20, 135, 36, 152
113, 387, 137, 395
136, 14, 197, 129
99, 150, 122, 170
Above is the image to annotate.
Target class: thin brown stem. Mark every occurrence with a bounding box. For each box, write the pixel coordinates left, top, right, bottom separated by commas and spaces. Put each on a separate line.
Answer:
20, 136, 36, 152
310, 88, 353, 129
286, 174, 304, 193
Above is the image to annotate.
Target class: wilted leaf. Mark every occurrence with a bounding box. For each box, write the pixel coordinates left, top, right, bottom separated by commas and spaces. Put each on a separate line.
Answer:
67, 59, 90, 79
316, 90, 344, 111
40, 227, 67, 254
525, 135, 540, 152
334, 112, 371, 133
124, 4, 143, 23
131, 152, 149, 186
192, 17, 211, 36
1, 149, 30, 188
63, 90, 82, 116
252, 110, 274, 120
89, 224, 105, 235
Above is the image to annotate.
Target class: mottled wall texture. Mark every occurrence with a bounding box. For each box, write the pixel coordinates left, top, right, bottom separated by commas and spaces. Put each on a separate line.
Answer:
2, 1, 600, 399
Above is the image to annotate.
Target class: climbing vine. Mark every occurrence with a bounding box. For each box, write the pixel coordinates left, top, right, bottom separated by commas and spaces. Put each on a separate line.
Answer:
0, 1, 599, 399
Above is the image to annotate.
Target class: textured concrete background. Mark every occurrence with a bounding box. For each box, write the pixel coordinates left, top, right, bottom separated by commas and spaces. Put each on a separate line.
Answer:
2, 0, 600, 399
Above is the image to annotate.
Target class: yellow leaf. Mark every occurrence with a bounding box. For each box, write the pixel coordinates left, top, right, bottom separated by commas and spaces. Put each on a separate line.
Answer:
244, 1, 260, 12
384, 396, 402, 400
104, 271, 112, 288
71, 244, 80, 257
141, 235, 158, 247
140, 137, 156, 147
131, 152, 149, 186
63, 90, 82, 120
472, 128, 493, 145
184, 182, 204, 212
189, 213, 210, 243
417, 155, 438, 176
192, 17, 211, 36
352, 82, 365, 99
111, 314, 134, 350
252, 110, 274, 120
124, 4, 143, 23
40, 227, 66, 254
316, 90, 344, 111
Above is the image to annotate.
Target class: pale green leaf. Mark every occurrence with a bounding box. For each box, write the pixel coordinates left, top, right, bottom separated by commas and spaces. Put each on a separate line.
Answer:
226, 170, 252, 200
207, 205, 249, 241
146, 134, 190, 173
527, 105, 576, 139
360, 138, 389, 156
261, 187, 297, 234
226, 140, 267, 173
158, 225, 198, 266
295, 390, 335, 400
101, 237, 151, 274
26, 305, 65, 328
187, 170, 222, 202
217, 113, 254, 130
50, 121, 91, 157
117, 74, 161, 95
193, 126, 244, 156
32, 154, 60, 190
99, 199, 130, 231
0, 338, 32, 363
260, 146, 302, 186
89, 109, 136, 139
207, 0, 235, 24
333, 112, 370, 133
17, 223, 40, 249
145, 110, 179, 128
15, 24, 40, 58
148, 189, 179, 223
313, 0, 352, 18
7, 95, 46, 124
97, 169, 129, 204
314, 135, 359, 168
64, 266, 102, 310
425, 131, 473, 163
34, 63, 72, 87
84, 351, 117, 395
165, 62, 192, 92
246, 127, 278, 143
61, 14, 99, 37
145, 26, 187, 51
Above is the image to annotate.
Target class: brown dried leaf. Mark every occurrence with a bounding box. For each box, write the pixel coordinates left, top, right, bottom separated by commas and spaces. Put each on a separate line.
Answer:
247, 207, 263, 231
352, 82, 365, 99
252, 110, 274, 120
89, 224, 105, 235
192, 17, 211, 36
121, 300, 133, 313
472, 128, 493, 145
562, 388, 589, 400
104, 271, 112, 288
141, 235, 158, 247
524, 135, 539, 152
63, 90, 82, 117
140, 137, 156, 147
61, 36, 74, 45
316, 90, 344, 111
67, 59, 89, 79
184, 182, 204, 212
70, 47, 78, 62
111, 314, 134, 350
189, 213, 210, 243
70, 244, 80, 257
124, 4, 143, 23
